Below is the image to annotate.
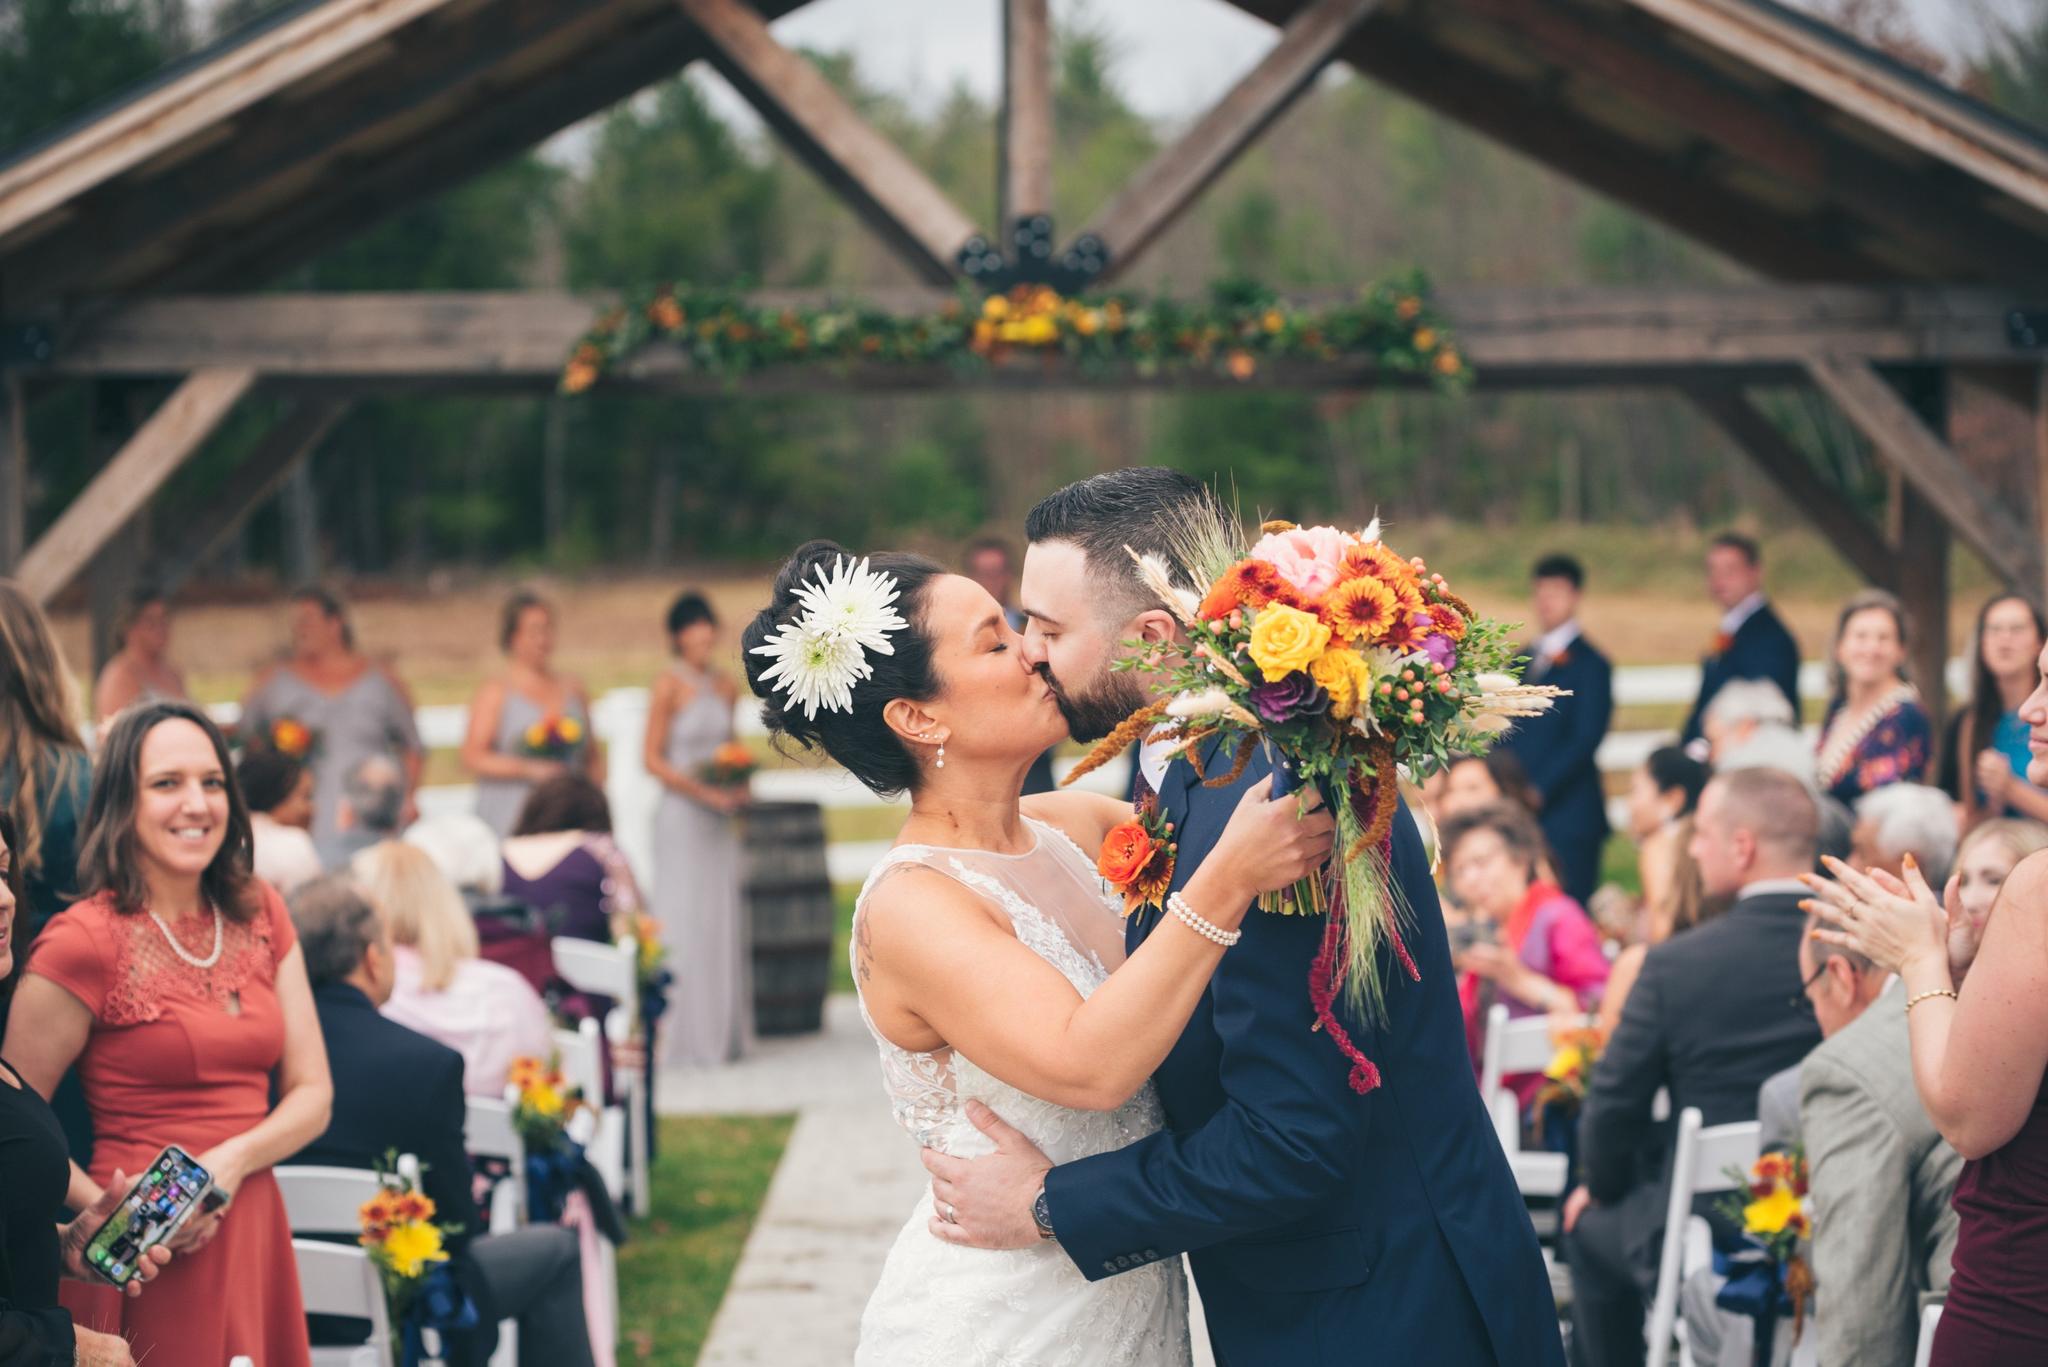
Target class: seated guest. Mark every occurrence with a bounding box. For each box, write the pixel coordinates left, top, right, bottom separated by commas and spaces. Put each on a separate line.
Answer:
351, 841, 552, 1097
1562, 767, 1824, 1367
1716, 723, 1817, 791
1699, 680, 1796, 766
287, 876, 595, 1367
1851, 783, 1959, 892
238, 746, 323, 894
1816, 590, 1931, 805
500, 774, 643, 945
1500, 554, 1615, 904
1441, 804, 1609, 1086
1599, 748, 1711, 1038
1942, 594, 2048, 826
335, 753, 407, 865
1952, 818, 2048, 950
1438, 750, 1543, 823
1682, 533, 1802, 746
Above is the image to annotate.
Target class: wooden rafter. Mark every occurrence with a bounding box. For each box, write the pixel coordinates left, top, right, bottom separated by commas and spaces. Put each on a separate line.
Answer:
1889, 475, 1952, 718
676, 0, 982, 285
1805, 356, 2040, 593
157, 399, 352, 594
1682, 384, 1896, 590
1000, 0, 1053, 232
1078, 0, 1383, 283
15, 369, 256, 604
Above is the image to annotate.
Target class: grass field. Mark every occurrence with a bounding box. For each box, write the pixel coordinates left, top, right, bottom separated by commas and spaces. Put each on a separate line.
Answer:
618, 1114, 795, 1365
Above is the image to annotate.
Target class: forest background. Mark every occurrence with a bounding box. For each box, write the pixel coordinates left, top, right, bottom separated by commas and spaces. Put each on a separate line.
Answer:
3, 0, 2046, 597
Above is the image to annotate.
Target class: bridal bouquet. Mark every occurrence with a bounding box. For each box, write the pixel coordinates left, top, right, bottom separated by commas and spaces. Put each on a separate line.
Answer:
521, 713, 584, 760
700, 740, 758, 788
1068, 517, 1560, 1092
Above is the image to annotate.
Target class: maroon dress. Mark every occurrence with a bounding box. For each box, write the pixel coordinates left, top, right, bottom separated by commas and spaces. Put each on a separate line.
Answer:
1934, 1069, 2048, 1364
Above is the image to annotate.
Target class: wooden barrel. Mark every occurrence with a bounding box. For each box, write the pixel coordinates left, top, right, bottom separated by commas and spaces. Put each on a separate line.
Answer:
742, 801, 836, 1036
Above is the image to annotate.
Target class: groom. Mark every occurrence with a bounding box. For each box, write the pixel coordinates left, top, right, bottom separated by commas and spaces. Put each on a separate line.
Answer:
926, 468, 1564, 1365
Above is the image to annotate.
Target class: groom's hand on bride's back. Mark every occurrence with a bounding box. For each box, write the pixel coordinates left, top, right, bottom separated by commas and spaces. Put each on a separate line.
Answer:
923, 1101, 1052, 1251
1208, 775, 1338, 905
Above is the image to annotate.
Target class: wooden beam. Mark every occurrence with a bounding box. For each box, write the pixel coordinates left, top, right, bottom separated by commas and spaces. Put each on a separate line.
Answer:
676, 0, 981, 284
14, 370, 256, 604
1000, 0, 1053, 232
1081, 0, 1383, 282
1890, 473, 1951, 725
156, 399, 351, 594
1683, 384, 1896, 590
0, 373, 24, 573
1806, 356, 2040, 594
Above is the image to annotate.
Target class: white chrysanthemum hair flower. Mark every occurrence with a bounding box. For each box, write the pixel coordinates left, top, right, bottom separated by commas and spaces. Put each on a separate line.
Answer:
751, 556, 909, 720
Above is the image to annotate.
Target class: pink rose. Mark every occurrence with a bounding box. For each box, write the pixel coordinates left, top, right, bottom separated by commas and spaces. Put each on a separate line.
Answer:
1248, 525, 1353, 603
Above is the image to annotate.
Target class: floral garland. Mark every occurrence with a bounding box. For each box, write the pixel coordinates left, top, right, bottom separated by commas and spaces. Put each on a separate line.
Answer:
558, 274, 1468, 393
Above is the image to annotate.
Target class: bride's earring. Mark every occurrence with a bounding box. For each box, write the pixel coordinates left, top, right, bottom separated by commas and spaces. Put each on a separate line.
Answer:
936, 741, 946, 769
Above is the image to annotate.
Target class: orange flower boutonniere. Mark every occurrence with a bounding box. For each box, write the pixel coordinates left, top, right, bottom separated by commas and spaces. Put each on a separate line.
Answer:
1709, 631, 1735, 658
1097, 798, 1177, 918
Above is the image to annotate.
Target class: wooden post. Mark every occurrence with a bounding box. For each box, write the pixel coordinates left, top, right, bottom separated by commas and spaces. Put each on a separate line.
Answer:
1077, 0, 1383, 282
677, 0, 982, 285
1000, 0, 1053, 234
1882, 366, 1952, 739
0, 373, 24, 574
15, 369, 255, 604
156, 398, 349, 595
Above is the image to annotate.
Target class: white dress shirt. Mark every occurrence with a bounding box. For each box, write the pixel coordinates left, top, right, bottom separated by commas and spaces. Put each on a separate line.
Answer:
1528, 621, 1583, 681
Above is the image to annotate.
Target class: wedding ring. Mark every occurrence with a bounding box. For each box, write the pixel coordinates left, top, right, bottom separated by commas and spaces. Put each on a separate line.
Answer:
943, 1202, 958, 1224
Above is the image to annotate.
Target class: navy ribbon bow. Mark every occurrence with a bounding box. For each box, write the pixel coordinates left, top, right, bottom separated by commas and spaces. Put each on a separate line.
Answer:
1712, 1242, 1790, 1367
399, 1262, 482, 1367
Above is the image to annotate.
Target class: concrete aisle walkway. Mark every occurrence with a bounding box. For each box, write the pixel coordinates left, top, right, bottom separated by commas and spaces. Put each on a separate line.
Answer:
660, 995, 1214, 1366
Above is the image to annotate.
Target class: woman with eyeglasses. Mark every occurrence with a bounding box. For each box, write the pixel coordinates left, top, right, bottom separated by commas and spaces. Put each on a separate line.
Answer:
1942, 594, 2048, 828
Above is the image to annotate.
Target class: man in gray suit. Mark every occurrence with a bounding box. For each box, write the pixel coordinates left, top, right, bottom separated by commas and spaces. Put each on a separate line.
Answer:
1797, 917, 1960, 1367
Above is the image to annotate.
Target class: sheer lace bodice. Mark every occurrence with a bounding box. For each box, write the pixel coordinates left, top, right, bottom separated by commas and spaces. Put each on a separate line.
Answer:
850, 815, 1191, 1366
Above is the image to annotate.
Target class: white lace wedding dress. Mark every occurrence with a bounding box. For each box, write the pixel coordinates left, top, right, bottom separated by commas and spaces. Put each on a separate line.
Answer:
851, 816, 1193, 1366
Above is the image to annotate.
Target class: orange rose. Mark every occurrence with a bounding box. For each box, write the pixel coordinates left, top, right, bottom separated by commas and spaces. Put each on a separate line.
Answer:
1097, 822, 1157, 887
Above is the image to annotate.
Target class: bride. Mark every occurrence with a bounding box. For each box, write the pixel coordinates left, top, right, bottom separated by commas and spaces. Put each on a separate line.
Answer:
743, 541, 1335, 1366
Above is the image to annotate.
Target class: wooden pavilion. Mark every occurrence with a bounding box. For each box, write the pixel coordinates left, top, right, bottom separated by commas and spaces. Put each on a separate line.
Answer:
1, 0, 2045, 711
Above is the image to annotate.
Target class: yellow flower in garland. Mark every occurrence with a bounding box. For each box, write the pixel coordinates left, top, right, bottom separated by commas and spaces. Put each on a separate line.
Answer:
1247, 604, 1332, 683
1743, 1183, 1803, 1237
380, 1220, 450, 1279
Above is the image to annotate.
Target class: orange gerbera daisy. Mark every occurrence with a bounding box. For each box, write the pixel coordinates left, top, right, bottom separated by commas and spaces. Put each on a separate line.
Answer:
1342, 541, 1419, 592
1379, 582, 1431, 653
1197, 559, 1286, 622
1323, 576, 1400, 643
1429, 602, 1468, 641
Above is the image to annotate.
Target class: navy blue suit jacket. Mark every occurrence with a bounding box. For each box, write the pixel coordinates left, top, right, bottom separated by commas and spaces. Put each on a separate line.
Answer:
1043, 746, 1562, 1366
1503, 637, 1615, 903
1682, 603, 1802, 743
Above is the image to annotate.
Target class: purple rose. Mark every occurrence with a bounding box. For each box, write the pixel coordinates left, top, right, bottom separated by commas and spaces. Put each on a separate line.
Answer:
1248, 672, 1331, 725
1421, 632, 1458, 673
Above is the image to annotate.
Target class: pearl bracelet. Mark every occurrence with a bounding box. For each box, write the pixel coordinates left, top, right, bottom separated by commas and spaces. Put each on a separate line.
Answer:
1905, 988, 1958, 1015
1167, 891, 1242, 948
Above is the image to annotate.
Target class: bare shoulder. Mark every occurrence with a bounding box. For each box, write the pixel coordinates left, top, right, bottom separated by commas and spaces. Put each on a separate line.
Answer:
1997, 851, 2048, 928
855, 863, 1006, 987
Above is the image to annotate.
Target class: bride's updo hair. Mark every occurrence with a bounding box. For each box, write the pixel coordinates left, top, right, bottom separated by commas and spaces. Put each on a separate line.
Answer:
743, 539, 947, 798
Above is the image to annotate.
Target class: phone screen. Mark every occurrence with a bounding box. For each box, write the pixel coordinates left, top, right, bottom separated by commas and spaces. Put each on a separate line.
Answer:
84, 1146, 212, 1287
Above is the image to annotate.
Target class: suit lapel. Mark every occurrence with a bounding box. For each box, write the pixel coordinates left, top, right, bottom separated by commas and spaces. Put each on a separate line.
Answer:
1128, 745, 1202, 952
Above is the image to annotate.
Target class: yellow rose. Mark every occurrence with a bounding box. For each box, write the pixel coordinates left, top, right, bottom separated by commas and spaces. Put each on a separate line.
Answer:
1543, 1044, 1585, 1082
1310, 647, 1361, 718
1743, 1183, 1801, 1236
382, 1220, 448, 1279
1018, 314, 1059, 346
1247, 604, 1332, 683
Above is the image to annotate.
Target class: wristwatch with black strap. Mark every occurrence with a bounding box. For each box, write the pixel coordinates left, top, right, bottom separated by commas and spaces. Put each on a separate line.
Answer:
1031, 1186, 1055, 1241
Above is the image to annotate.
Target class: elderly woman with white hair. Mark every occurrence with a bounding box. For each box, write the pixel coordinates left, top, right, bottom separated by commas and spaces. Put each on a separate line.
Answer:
1701, 678, 1798, 765
1851, 783, 1960, 892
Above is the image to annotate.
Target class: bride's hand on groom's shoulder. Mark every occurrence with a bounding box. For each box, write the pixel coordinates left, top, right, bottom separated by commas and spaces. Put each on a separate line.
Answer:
922, 1101, 1052, 1251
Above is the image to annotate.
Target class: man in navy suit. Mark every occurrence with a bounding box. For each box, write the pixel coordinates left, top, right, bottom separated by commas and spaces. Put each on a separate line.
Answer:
1502, 554, 1614, 905
928, 470, 1562, 1366
1682, 534, 1802, 745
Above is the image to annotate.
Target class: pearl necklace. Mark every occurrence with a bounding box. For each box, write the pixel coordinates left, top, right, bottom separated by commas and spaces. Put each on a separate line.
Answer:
148, 904, 224, 970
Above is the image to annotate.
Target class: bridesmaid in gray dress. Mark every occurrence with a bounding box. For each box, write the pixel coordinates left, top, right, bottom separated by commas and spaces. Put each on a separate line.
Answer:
462, 589, 603, 837
642, 592, 753, 1065
240, 588, 423, 868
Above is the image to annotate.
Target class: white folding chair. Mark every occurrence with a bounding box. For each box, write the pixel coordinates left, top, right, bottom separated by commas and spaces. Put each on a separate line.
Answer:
464, 1095, 528, 1234
553, 1018, 622, 1347
1913, 1302, 1942, 1367
552, 934, 650, 1214
1646, 1107, 1762, 1367
1477, 1005, 1572, 1294
295, 1238, 393, 1367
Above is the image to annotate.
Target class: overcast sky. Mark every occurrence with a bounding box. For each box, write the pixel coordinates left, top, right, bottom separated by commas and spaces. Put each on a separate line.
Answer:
718, 0, 2034, 123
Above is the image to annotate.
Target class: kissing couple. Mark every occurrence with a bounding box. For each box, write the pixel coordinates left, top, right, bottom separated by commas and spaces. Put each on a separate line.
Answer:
742, 468, 1563, 1365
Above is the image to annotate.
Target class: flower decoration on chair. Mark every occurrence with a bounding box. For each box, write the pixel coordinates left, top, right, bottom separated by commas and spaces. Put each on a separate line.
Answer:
507, 1055, 596, 1224
558, 274, 1468, 394
701, 740, 759, 789
1531, 1022, 1606, 1113
521, 713, 584, 761
266, 716, 319, 762
359, 1156, 475, 1367
1063, 514, 1563, 1094
1095, 796, 1177, 918
1714, 1148, 1815, 1366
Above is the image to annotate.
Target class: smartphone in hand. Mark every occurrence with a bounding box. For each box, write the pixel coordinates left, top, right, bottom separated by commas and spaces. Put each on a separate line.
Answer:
84, 1145, 215, 1288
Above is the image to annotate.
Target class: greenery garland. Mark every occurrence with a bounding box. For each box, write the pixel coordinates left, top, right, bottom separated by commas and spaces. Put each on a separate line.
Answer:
558, 272, 1469, 393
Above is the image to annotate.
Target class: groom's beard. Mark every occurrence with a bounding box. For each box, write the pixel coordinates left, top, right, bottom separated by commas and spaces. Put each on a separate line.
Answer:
1039, 664, 1150, 743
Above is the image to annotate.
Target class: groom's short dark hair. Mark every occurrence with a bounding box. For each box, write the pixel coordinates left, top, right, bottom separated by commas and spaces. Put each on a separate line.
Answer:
1025, 468, 1228, 623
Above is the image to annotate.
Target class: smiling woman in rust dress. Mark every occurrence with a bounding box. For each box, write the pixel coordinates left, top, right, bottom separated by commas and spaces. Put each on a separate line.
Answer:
5, 701, 332, 1367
